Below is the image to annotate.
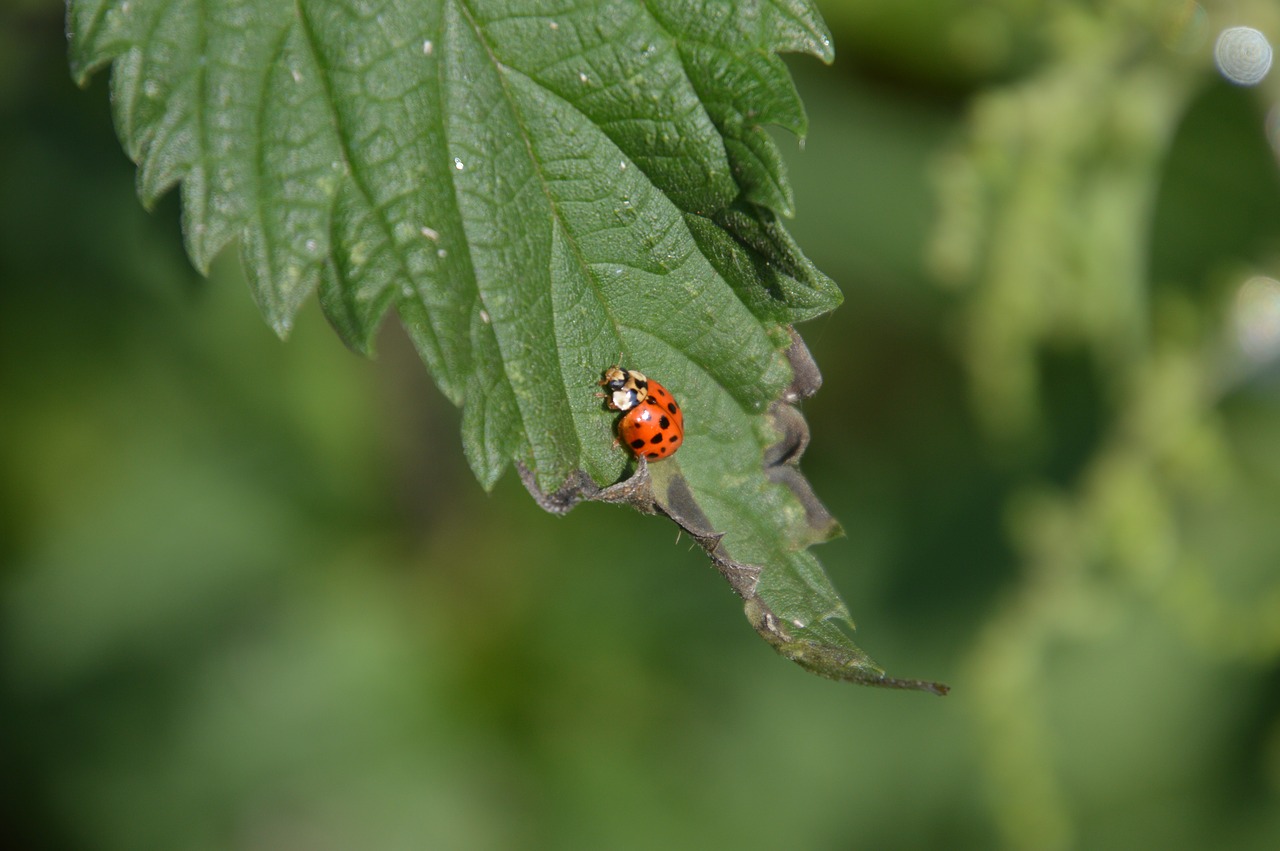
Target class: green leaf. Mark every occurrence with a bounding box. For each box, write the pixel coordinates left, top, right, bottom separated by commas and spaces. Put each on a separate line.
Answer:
68, 0, 945, 693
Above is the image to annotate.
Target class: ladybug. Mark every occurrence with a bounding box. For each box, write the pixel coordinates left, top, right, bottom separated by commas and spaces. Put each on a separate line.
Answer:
599, 366, 684, 460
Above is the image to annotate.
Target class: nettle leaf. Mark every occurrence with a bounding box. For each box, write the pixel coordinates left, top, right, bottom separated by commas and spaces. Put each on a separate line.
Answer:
68, 0, 946, 693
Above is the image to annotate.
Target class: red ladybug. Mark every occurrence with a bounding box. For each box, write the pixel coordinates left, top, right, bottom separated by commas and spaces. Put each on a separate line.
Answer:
599, 366, 684, 460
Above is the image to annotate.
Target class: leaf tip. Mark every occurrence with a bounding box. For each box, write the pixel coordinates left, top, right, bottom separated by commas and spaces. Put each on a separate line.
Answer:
745, 597, 947, 694
270, 315, 295, 340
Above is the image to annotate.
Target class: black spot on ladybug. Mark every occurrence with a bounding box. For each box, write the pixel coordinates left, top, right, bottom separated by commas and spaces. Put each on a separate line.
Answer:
650, 434, 664, 444
670, 433, 680, 443
630, 438, 646, 449
659, 415, 670, 429
667, 402, 677, 414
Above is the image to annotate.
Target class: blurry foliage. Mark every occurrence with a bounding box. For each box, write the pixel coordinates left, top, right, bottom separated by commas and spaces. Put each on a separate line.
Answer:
2, 1, 1280, 851
921, 0, 1280, 847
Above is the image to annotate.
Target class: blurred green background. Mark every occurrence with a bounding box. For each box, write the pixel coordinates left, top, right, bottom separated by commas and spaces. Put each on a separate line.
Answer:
4, 1, 1280, 848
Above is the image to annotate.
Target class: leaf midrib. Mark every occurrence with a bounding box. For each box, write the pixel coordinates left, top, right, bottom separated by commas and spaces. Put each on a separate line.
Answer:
293, 0, 464, 390
456, 0, 775, 451
456, 0, 682, 471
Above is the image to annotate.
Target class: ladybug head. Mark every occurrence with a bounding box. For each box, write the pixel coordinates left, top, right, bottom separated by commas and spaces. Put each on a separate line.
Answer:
599, 366, 648, 411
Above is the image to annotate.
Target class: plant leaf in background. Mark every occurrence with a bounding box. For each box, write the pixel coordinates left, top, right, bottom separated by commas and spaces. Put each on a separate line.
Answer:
67, 0, 944, 692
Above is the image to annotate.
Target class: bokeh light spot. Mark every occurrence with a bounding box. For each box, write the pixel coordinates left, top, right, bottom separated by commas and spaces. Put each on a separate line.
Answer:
1266, 103, 1280, 165
1235, 276, 1280, 363
1214, 26, 1273, 86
